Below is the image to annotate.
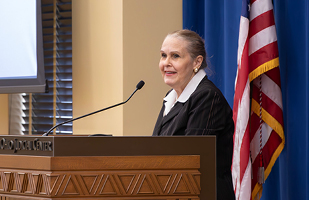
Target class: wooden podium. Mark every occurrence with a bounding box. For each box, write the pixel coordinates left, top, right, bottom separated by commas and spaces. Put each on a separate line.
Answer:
0, 135, 216, 200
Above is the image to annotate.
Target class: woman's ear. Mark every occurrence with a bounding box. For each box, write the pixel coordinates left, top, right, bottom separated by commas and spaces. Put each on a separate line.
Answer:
194, 55, 203, 69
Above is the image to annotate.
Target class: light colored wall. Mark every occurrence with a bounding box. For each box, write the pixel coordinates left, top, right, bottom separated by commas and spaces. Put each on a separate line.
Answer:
73, 0, 182, 136
72, 0, 124, 135
122, 0, 182, 136
0, 94, 8, 135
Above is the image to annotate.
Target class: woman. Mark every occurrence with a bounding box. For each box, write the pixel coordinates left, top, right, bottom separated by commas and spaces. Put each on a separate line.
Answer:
153, 30, 235, 200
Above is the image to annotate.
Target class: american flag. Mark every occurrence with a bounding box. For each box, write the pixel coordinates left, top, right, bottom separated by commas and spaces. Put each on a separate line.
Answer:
231, 0, 285, 199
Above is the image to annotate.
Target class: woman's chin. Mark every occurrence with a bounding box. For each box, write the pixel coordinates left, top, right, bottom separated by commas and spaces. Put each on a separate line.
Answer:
164, 79, 176, 87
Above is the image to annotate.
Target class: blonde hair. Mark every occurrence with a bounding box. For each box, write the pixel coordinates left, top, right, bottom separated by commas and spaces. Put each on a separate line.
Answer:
168, 29, 207, 69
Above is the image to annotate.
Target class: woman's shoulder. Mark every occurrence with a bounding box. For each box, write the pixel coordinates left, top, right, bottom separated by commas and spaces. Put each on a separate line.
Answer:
193, 76, 223, 96
191, 76, 231, 107
189, 77, 233, 120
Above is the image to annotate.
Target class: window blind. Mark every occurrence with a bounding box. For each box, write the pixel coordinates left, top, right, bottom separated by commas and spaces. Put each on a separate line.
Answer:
21, 0, 72, 135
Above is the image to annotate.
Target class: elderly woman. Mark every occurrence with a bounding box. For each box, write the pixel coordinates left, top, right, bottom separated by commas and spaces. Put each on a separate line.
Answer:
152, 30, 235, 200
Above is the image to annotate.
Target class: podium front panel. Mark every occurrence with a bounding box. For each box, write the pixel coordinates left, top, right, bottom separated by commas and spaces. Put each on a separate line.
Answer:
0, 136, 216, 200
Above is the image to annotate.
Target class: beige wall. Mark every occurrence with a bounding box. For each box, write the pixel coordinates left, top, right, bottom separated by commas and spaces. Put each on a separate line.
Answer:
73, 0, 182, 136
73, 0, 124, 135
122, 1, 182, 136
0, 94, 8, 135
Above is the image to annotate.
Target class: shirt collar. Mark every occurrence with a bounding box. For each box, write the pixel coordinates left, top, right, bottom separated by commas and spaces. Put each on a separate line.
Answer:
164, 69, 206, 103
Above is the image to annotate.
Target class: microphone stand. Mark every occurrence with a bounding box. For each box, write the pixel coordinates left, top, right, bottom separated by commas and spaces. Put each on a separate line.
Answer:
42, 81, 144, 136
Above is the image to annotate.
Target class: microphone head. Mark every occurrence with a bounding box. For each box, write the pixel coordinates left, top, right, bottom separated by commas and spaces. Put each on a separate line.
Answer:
136, 80, 145, 90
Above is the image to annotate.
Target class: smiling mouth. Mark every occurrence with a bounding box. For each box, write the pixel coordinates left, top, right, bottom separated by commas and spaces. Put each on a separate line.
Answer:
165, 71, 176, 75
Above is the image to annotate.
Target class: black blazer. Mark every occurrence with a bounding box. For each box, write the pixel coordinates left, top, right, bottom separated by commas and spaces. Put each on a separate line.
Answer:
153, 76, 235, 200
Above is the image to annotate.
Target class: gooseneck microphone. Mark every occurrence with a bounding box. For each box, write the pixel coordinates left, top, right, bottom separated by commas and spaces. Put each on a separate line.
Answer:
42, 80, 145, 136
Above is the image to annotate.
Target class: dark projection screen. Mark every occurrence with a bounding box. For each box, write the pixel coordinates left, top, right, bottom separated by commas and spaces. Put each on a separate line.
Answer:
0, 0, 45, 93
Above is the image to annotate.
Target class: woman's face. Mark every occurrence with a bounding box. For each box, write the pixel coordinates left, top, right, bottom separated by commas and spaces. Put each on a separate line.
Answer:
159, 36, 200, 96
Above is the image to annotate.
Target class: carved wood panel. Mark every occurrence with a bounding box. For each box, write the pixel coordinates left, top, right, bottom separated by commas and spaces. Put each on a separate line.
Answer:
0, 170, 200, 199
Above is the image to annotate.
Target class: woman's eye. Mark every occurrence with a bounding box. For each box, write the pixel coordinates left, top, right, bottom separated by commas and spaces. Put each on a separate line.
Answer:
161, 53, 167, 58
172, 54, 180, 58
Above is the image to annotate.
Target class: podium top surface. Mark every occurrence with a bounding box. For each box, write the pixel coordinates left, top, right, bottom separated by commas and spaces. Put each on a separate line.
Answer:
0, 135, 215, 157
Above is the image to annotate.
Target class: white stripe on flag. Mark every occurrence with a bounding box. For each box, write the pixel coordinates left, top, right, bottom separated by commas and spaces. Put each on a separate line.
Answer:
237, 16, 250, 69
238, 160, 252, 200
249, 25, 277, 55
250, 0, 273, 21
232, 79, 250, 199
253, 74, 283, 109
250, 122, 273, 162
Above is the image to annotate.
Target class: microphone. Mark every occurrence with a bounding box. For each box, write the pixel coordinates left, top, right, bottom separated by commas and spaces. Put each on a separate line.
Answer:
42, 80, 145, 136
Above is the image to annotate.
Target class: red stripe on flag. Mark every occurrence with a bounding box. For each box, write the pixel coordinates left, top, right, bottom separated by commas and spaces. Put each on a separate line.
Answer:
265, 67, 282, 88
240, 124, 250, 183
249, 114, 260, 142
261, 97, 284, 126
251, 84, 284, 126
249, 42, 279, 72
233, 38, 250, 122
262, 130, 282, 168
249, 10, 275, 38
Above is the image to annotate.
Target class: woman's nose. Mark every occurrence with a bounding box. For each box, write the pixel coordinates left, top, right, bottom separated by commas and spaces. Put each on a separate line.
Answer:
162, 56, 171, 66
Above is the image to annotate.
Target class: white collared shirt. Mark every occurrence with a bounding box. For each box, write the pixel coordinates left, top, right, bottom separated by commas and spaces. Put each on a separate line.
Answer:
163, 69, 206, 116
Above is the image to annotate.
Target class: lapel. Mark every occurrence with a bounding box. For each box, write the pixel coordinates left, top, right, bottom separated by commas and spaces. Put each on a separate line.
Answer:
161, 102, 183, 126
153, 101, 183, 136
